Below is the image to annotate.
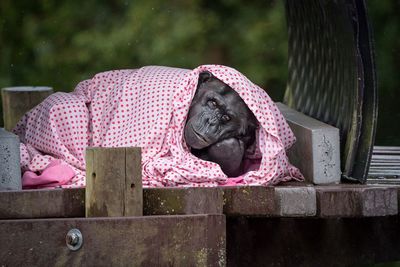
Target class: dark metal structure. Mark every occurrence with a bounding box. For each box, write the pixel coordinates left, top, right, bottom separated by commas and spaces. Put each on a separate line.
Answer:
284, 0, 378, 183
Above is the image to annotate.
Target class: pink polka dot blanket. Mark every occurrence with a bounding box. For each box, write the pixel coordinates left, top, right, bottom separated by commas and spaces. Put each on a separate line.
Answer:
13, 65, 303, 189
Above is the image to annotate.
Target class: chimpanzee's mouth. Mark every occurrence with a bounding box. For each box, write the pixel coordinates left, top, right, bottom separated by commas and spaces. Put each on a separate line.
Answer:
192, 127, 209, 144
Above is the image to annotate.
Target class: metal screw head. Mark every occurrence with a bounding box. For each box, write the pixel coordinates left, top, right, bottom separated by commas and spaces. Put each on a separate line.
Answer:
66, 232, 79, 246
66, 228, 83, 251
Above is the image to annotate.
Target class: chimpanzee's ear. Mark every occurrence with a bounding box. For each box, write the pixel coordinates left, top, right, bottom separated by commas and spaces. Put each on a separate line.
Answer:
198, 71, 213, 84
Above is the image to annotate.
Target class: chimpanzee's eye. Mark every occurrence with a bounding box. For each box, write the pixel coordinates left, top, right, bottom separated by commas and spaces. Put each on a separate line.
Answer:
207, 100, 218, 109
222, 114, 231, 122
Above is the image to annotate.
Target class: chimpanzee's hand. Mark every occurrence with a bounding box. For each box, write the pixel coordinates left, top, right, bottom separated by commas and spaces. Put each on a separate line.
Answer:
207, 137, 245, 177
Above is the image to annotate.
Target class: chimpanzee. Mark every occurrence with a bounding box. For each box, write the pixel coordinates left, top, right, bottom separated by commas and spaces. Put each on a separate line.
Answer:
184, 71, 258, 177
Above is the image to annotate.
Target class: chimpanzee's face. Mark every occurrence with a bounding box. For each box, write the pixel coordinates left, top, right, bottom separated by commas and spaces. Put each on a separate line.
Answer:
184, 71, 257, 150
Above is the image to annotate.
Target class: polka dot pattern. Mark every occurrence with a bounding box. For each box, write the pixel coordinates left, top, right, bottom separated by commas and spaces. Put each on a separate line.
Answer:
14, 65, 304, 188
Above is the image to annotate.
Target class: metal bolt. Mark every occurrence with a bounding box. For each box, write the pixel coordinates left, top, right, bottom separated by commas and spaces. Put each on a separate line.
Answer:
66, 228, 83, 251
66, 232, 79, 246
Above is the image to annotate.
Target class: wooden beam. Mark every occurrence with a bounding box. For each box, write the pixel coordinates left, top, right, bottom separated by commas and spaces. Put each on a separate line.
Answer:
85, 147, 142, 217
1, 86, 53, 131
1, 185, 398, 219
144, 187, 223, 215
316, 185, 398, 217
0, 214, 226, 266
227, 216, 400, 267
223, 185, 316, 217
0, 188, 84, 219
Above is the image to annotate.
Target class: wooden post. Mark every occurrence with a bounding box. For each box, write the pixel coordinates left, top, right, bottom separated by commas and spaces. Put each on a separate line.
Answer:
1, 86, 53, 131
85, 147, 143, 217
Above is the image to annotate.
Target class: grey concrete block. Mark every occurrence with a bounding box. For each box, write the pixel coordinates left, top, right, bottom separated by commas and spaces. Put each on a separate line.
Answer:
275, 186, 316, 216
0, 128, 21, 190
277, 103, 341, 185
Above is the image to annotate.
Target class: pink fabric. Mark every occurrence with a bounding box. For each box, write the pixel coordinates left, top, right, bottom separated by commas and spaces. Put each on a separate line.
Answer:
14, 65, 303, 188
22, 159, 75, 189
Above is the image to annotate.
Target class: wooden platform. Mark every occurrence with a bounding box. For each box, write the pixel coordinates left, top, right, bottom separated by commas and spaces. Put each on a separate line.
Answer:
1, 184, 400, 266
0, 214, 225, 266
0, 184, 398, 219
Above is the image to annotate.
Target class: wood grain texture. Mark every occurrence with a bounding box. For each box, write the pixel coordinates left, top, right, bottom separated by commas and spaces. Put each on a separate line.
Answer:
0, 188, 85, 219
0, 215, 226, 266
1, 86, 53, 131
85, 147, 142, 217
1, 185, 398, 219
144, 187, 223, 215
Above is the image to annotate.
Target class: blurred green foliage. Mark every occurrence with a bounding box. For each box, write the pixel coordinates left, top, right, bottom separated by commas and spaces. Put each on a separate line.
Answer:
0, 0, 287, 96
367, 1, 400, 145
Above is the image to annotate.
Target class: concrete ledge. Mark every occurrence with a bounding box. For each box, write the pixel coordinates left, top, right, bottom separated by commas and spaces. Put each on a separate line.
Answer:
316, 185, 398, 217
277, 103, 341, 185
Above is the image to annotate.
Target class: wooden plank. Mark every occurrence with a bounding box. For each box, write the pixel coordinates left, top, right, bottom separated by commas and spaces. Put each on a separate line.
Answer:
223, 186, 316, 217
85, 147, 142, 217
370, 160, 400, 164
373, 146, 400, 152
369, 171, 400, 175
227, 216, 400, 267
223, 186, 275, 215
316, 185, 398, 217
1, 86, 53, 131
0, 188, 84, 219
0, 214, 226, 266
1, 185, 399, 219
144, 187, 223, 215
125, 148, 143, 216
370, 166, 400, 171
370, 155, 400, 160
370, 161, 400, 168
368, 179, 400, 185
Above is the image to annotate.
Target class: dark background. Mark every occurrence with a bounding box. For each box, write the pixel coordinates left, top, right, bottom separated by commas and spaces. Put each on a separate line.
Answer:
0, 0, 399, 145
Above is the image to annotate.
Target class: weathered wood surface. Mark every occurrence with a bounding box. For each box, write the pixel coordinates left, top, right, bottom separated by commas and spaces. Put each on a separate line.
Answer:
223, 185, 316, 217
0, 214, 226, 266
85, 147, 142, 217
2, 184, 397, 219
1, 86, 53, 131
0, 188, 84, 219
316, 185, 398, 217
144, 187, 223, 215
227, 216, 400, 267
145, 184, 316, 217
